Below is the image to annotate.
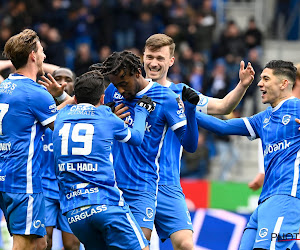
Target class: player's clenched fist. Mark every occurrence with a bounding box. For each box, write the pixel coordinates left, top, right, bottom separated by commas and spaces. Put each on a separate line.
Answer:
136, 95, 156, 112
182, 86, 199, 105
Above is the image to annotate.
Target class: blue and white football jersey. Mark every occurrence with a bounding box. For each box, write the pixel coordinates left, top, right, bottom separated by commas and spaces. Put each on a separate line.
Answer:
0, 74, 57, 193
158, 82, 210, 186
53, 104, 134, 214
244, 97, 300, 203
41, 128, 59, 199
104, 80, 187, 193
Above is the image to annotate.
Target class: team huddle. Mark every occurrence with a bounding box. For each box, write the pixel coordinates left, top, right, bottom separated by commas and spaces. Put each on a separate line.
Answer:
0, 28, 299, 250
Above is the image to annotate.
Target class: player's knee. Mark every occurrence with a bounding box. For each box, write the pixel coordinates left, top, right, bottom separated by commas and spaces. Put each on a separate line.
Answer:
63, 236, 80, 250
174, 239, 194, 250
36, 237, 47, 250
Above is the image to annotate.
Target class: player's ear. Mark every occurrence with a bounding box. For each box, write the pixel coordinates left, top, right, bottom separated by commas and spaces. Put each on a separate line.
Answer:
136, 68, 142, 78
280, 79, 289, 89
74, 96, 78, 104
169, 56, 175, 67
100, 94, 105, 105
29, 50, 36, 62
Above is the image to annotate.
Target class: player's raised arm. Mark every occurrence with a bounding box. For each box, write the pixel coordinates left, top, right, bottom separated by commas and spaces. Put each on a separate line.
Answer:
205, 61, 255, 115
172, 87, 199, 153
196, 111, 250, 136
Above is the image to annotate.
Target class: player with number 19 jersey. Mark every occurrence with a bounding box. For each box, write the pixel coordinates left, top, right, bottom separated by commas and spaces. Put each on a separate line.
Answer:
53, 103, 150, 214
0, 74, 57, 194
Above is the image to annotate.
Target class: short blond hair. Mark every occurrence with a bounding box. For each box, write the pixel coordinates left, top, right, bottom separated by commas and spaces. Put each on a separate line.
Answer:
144, 34, 175, 57
4, 29, 39, 70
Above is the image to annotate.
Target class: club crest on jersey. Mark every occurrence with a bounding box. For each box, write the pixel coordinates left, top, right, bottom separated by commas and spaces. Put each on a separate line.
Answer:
176, 97, 184, 109
146, 207, 154, 219
282, 115, 291, 125
259, 228, 268, 238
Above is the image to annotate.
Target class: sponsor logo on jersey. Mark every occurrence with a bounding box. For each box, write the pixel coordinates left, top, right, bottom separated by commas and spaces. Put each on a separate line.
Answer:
43, 143, 53, 152
113, 92, 124, 100
66, 187, 99, 199
0, 82, 16, 94
282, 115, 291, 125
263, 140, 291, 156
263, 117, 270, 124
68, 205, 107, 224
0, 142, 11, 151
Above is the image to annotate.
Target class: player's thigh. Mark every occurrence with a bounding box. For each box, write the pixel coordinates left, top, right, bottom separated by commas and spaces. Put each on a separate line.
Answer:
67, 204, 148, 250
254, 195, 300, 249
3, 192, 46, 237
13, 234, 39, 250
56, 201, 74, 234
61, 231, 80, 250
155, 185, 193, 242
66, 206, 106, 249
99, 204, 148, 249
239, 205, 258, 250
44, 197, 59, 228
122, 188, 156, 232
170, 230, 194, 250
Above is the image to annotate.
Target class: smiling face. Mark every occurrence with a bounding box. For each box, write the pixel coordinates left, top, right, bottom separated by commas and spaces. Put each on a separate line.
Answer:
108, 69, 141, 100
143, 45, 174, 85
257, 68, 286, 107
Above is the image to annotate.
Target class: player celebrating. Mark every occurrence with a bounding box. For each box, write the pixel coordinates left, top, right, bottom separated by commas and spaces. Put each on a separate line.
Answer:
0, 29, 57, 249
53, 70, 154, 249
99, 50, 199, 241
40, 67, 80, 250
196, 60, 300, 249
143, 33, 254, 249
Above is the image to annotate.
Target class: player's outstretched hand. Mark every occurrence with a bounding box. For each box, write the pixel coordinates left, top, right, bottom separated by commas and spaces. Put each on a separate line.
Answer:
182, 86, 199, 105
239, 61, 255, 88
136, 95, 156, 113
39, 73, 66, 98
248, 173, 265, 191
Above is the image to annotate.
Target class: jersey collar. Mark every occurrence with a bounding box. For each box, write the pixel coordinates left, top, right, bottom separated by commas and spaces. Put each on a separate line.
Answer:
8, 73, 29, 80
136, 79, 154, 97
272, 96, 296, 112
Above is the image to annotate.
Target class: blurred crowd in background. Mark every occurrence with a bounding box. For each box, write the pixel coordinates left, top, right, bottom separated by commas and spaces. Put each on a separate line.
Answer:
0, 0, 294, 181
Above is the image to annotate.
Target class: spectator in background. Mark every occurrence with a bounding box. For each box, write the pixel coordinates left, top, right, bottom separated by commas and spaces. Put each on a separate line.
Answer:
134, 11, 161, 51
203, 60, 230, 98
240, 48, 263, 116
74, 43, 93, 76
189, 62, 205, 92
181, 130, 210, 179
217, 20, 246, 63
97, 45, 112, 63
114, 0, 136, 51
44, 27, 66, 67
244, 17, 263, 51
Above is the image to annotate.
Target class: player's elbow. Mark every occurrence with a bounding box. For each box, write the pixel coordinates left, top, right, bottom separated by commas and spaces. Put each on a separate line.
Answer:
183, 143, 197, 153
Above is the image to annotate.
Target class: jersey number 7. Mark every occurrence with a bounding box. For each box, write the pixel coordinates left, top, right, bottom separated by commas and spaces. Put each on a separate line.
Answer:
0, 104, 9, 135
